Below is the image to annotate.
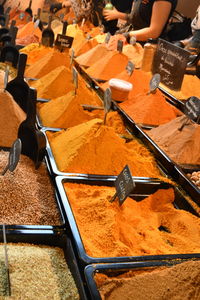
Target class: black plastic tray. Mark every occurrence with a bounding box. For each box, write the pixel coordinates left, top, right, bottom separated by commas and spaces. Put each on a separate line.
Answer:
84, 259, 200, 300
55, 176, 200, 267
0, 229, 88, 300
0, 149, 66, 231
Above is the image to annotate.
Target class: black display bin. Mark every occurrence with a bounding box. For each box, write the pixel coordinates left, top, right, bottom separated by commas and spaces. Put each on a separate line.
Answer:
55, 175, 200, 267
84, 259, 200, 300
0, 229, 88, 300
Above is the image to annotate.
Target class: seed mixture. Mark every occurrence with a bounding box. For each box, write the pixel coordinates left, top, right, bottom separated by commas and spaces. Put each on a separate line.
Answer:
0, 151, 61, 225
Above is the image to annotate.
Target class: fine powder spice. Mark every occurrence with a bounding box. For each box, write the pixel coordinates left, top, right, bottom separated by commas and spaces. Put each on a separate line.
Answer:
25, 50, 71, 79
0, 90, 26, 147
0, 243, 79, 299
20, 44, 54, 65
17, 21, 42, 40
122, 44, 144, 69
86, 52, 129, 81
47, 118, 163, 178
31, 65, 74, 99
95, 260, 200, 300
148, 116, 200, 165
0, 151, 61, 225
64, 184, 200, 258
159, 74, 200, 100
119, 91, 181, 126
75, 44, 110, 67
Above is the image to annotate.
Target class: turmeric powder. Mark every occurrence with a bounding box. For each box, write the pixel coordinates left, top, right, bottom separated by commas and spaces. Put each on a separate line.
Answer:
31, 66, 74, 99
20, 44, 54, 65
47, 118, 163, 178
64, 184, 200, 257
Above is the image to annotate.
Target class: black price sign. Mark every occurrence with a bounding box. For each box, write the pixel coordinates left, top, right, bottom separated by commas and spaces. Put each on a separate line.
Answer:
117, 40, 123, 53
55, 34, 74, 50
72, 66, 78, 92
1, 138, 22, 176
111, 165, 135, 205
149, 73, 161, 94
126, 61, 134, 76
152, 39, 190, 91
184, 96, 200, 123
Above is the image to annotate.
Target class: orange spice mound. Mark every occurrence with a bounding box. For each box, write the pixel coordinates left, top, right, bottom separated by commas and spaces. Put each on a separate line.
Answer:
25, 50, 71, 79
38, 90, 126, 133
74, 39, 98, 57
17, 21, 42, 40
0, 90, 26, 147
119, 91, 181, 126
64, 184, 200, 257
75, 44, 110, 67
47, 118, 162, 178
86, 52, 129, 81
122, 44, 144, 68
31, 66, 74, 99
16, 34, 40, 46
20, 44, 54, 65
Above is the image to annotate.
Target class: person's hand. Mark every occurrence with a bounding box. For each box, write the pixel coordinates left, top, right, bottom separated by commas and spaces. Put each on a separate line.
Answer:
62, 1, 71, 8
103, 8, 119, 21
50, 3, 62, 13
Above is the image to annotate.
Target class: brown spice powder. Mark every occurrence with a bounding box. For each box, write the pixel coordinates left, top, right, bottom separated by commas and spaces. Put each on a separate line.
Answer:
95, 260, 200, 300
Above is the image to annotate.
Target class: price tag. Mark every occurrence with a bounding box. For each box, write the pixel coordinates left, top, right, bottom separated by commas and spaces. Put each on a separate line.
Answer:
184, 96, 200, 124
55, 34, 74, 50
4, 65, 9, 91
117, 40, 123, 53
34, 18, 40, 29
103, 88, 112, 125
126, 61, 134, 76
70, 48, 75, 67
72, 66, 78, 93
1, 138, 22, 176
110, 165, 135, 205
149, 73, 161, 94
152, 39, 189, 90
104, 32, 111, 44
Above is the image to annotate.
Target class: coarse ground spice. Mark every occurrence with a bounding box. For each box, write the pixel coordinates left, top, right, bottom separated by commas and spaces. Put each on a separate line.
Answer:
47, 118, 163, 178
187, 171, 200, 189
31, 65, 74, 99
25, 50, 71, 79
148, 116, 200, 165
75, 44, 110, 67
119, 91, 181, 126
86, 52, 129, 81
0, 151, 61, 225
0, 243, 79, 299
0, 90, 26, 147
95, 260, 200, 300
159, 74, 200, 99
64, 183, 200, 257
20, 44, 53, 65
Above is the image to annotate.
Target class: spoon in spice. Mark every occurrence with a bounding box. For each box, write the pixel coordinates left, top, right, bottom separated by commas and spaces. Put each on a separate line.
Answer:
41, 14, 54, 47
18, 87, 46, 169
147, 73, 161, 95
25, 0, 32, 17
1, 138, 22, 176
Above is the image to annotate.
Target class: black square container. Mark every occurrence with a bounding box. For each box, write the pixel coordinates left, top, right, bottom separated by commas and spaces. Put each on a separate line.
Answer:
55, 176, 200, 267
0, 229, 88, 300
84, 259, 200, 300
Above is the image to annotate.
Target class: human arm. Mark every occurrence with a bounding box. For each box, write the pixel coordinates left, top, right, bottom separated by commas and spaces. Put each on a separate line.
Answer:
129, 1, 172, 41
103, 8, 128, 21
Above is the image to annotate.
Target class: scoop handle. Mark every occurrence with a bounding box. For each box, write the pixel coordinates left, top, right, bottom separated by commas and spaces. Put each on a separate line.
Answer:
17, 53, 27, 79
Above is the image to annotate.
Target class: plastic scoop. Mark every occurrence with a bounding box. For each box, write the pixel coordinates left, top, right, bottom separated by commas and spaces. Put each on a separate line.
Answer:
6, 53, 29, 112
41, 14, 54, 47
25, 0, 32, 17
0, 0, 7, 15
18, 88, 46, 169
